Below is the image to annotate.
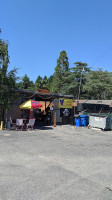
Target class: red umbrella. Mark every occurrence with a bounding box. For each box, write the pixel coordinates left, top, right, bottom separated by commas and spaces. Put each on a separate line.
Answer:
30, 100, 42, 109
20, 100, 42, 118
20, 100, 42, 109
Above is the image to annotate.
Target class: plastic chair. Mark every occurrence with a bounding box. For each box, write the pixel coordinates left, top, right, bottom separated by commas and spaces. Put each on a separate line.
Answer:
26, 119, 35, 130
15, 119, 25, 130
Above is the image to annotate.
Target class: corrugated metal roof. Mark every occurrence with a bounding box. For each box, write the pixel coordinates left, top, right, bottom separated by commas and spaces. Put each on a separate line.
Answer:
84, 100, 112, 106
110, 102, 112, 107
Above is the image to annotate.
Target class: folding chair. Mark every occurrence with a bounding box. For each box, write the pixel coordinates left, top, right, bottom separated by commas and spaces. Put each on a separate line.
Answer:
26, 119, 35, 130
15, 119, 25, 131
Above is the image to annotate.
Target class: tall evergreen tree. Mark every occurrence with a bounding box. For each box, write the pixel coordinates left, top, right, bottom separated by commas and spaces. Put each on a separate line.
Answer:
48, 75, 55, 93
35, 75, 43, 90
61, 62, 90, 98
17, 74, 34, 90
52, 50, 69, 93
72, 62, 90, 99
42, 75, 49, 89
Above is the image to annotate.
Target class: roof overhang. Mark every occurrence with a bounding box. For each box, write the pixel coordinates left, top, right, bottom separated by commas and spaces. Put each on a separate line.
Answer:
15, 89, 73, 101
83, 100, 112, 106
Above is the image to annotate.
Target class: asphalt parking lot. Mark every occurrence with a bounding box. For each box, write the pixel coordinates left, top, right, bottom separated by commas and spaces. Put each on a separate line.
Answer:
0, 125, 112, 200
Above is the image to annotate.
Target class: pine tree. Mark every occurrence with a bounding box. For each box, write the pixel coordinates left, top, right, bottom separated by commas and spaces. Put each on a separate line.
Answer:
52, 50, 69, 93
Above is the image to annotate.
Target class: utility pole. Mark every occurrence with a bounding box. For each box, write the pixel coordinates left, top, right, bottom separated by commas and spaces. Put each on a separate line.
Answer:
78, 68, 85, 100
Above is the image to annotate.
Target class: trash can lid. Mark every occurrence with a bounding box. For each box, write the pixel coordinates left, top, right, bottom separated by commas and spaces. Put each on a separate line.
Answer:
80, 115, 88, 117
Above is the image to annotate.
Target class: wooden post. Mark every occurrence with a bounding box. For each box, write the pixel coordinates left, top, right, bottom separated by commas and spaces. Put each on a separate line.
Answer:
54, 113, 56, 127
45, 101, 46, 110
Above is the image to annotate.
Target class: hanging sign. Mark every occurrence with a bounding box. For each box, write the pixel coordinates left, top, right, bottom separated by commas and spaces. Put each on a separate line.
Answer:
38, 89, 50, 94
60, 108, 72, 117
59, 98, 73, 108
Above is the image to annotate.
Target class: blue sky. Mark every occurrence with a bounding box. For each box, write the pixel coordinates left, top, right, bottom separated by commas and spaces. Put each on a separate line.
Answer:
1, 0, 112, 82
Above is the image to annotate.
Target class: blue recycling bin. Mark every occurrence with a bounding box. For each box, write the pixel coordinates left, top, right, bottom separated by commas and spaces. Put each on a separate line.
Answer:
74, 115, 80, 125
80, 115, 89, 126
75, 118, 81, 127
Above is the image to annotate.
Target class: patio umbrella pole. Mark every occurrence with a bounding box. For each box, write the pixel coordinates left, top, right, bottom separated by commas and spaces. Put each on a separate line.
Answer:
20, 100, 42, 119
30, 109, 31, 118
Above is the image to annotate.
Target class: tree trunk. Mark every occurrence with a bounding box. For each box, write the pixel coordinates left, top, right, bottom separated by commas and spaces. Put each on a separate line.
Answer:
0, 108, 5, 121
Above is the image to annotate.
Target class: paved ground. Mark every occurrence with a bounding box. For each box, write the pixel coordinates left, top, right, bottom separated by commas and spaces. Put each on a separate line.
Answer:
0, 125, 112, 200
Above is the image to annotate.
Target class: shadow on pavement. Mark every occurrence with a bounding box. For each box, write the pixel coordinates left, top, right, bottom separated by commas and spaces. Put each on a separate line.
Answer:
34, 126, 53, 130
